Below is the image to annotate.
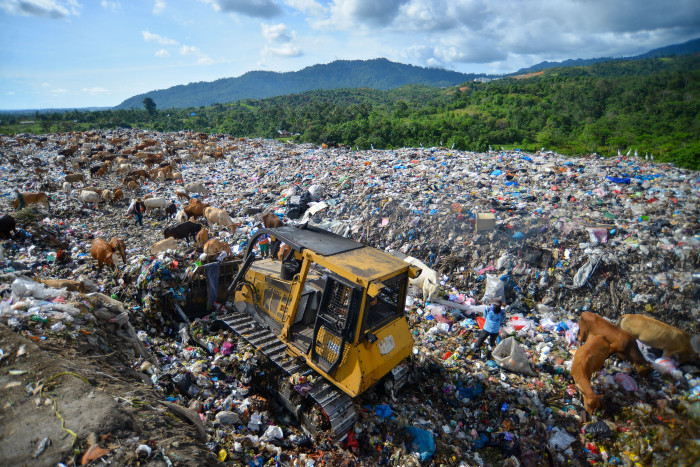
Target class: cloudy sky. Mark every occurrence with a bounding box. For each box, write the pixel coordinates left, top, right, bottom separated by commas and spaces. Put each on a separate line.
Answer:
1, 0, 698, 110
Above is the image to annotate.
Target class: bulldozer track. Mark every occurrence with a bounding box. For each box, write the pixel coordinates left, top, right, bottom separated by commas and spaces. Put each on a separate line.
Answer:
218, 310, 357, 439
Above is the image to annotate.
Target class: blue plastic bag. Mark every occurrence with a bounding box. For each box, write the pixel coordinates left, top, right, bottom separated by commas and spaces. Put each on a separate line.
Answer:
404, 427, 436, 461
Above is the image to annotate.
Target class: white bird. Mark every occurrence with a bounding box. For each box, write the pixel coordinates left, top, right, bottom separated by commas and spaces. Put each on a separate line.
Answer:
626, 149, 631, 157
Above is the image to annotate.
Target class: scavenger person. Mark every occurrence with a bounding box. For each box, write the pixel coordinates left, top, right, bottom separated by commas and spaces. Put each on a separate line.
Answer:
469, 300, 506, 359
257, 224, 271, 258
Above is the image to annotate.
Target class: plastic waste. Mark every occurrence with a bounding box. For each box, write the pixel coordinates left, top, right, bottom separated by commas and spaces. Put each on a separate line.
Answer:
492, 337, 537, 376
404, 426, 436, 461
613, 373, 638, 391
549, 427, 575, 451
482, 274, 505, 303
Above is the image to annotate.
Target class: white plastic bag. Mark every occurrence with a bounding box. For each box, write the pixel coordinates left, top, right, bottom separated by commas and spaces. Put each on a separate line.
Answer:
492, 337, 537, 376
549, 427, 575, 451
482, 274, 505, 303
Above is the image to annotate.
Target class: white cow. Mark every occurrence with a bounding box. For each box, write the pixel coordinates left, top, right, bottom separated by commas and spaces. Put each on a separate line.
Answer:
148, 237, 178, 255
62, 182, 72, 193
404, 256, 441, 302
79, 190, 100, 206
204, 206, 234, 229
184, 182, 210, 195
144, 197, 168, 212
175, 210, 188, 223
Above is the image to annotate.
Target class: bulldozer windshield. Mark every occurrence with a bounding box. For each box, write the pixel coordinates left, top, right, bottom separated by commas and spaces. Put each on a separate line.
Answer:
362, 272, 407, 333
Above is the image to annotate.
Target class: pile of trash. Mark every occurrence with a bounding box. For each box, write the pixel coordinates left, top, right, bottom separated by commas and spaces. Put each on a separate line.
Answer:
0, 129, 698, 466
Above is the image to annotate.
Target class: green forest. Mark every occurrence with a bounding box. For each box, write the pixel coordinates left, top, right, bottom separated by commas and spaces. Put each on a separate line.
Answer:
2, 54, 699, 170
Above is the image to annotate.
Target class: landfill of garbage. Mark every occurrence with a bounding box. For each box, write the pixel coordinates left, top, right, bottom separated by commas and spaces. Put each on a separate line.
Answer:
0, 129, 698, 466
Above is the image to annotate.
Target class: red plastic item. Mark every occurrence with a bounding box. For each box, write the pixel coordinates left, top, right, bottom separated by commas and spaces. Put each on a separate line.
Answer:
477, 316, 485, 329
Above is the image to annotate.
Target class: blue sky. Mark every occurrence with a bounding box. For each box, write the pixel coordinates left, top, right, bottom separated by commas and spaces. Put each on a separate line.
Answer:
1, 0, 699, 110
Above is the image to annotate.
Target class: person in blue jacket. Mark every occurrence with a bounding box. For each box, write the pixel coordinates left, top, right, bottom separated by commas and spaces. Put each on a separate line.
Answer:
470, 300, 506, 358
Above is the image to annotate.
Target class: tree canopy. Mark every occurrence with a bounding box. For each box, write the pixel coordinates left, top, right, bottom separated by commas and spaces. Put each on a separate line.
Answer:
2, 54, 698, 170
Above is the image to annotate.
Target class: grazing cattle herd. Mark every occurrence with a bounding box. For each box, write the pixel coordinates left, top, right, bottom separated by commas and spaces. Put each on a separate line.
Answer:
2, 132, 259, 279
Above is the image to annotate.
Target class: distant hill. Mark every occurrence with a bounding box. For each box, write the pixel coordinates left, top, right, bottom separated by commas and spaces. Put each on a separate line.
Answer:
513, 36, 700, 75
115, 58, 484, 110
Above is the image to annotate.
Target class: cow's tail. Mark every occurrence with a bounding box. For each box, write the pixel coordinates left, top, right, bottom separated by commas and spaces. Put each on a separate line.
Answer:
616, 315, 624, 327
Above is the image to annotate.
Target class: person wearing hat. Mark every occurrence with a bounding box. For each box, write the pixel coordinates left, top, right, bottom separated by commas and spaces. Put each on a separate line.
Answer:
133, 198, 146, 226
256, 223, 271, 258
469, 300, 506, 359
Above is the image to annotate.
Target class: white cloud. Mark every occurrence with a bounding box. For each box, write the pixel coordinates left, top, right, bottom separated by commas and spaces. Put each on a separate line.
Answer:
262, 23, 291, 42
7, 91, 16, 95
262, 43, 302, 57
155, 49, 170, 57
82, 87, 109, 95
0, 0, 81, 19
153, 0, 165, 14
202, 0, 282, 18
197, 56, 217, 65
179, 45, 200, 55
51, 88, 69, 96
142, 30, 178, 45
197, 0, 220, 12
283, 0, 324, 16
100, 1, 120, 12
177, 45, 218, 65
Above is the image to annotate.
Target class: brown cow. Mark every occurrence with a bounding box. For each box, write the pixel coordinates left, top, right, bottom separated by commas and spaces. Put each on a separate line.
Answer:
110, 237, 127, 264
203, 238, 232, 257
90, 237, 126, 272
619, 314, 698, 363
572, 335, 610, 414
113, 188, 124, 204
37, 278, 86, 293
175, 190, 190, 201
65, 173, 86, 184
277, 243, 292, 260
262, 211, 283, 229
196, 228, 209, 248
184, 202, 209, 220
11, 192, 50, 210
577, 312, 650, 375
127, 169, 150, 180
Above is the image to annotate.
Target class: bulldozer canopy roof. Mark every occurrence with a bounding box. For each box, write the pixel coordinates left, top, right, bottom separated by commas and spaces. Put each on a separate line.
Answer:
252, 225, 410, 281
267, 225, 363, 256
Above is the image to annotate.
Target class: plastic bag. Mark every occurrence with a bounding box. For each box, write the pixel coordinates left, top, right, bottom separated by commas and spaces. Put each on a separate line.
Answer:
492, 337, 537, 376
583, 421, 612, 439
11, 278, 51, 300
586, 227, 608, 245
404, 426, 435, 461
549, 427, 575, 451
482, 274, 505, 303
261, 425, 283, 441
613, 373, 638, 391
653, 357, 682, 379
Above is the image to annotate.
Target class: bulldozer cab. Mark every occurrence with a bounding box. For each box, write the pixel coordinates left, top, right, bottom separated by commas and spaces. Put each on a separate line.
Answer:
227, 224, 414, 398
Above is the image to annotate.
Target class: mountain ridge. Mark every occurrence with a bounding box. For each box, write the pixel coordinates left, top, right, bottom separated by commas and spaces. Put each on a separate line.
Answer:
511, 36, 700, 75
115, 58, 482, 110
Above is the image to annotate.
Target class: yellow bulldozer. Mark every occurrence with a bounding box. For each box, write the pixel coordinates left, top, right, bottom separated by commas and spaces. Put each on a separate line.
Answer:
215, 224, 416, 438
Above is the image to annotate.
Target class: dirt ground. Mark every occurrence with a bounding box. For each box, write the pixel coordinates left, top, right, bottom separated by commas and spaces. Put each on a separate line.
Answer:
0, 325, 220, 466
